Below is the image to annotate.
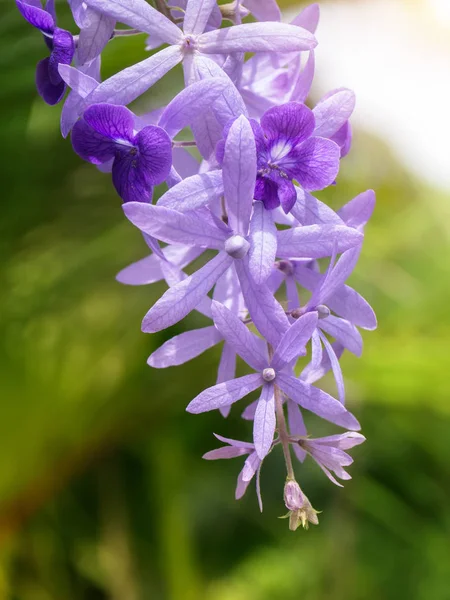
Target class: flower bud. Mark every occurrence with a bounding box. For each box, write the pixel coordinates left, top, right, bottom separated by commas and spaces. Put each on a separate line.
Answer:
220, 1, 250, 24
284, 479, 303, 511
317, 304, 330, 319
278, 260, 294, 276
225, 234, 250, 259
262, 367, 276, 382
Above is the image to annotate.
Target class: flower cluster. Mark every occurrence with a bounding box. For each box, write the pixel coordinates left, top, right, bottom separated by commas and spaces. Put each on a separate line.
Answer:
17, 0, 376, 530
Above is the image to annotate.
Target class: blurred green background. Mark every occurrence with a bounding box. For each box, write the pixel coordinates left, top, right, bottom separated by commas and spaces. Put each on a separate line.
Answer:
1, 0, 450, 598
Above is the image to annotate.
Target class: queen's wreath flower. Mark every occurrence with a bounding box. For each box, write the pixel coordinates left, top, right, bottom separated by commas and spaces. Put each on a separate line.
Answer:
17, 0, 376, 530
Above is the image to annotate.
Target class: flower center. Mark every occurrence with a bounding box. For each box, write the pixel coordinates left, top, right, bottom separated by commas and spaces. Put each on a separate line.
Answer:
262, 367, 276, 382
225, 235, 250, 259
181, 35, 197, 52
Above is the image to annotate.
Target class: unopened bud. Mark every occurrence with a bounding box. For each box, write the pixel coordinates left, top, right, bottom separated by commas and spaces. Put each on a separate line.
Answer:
291, 307, 306, 319
220, 1, 250, 24
262, 367, 276, 382
225, 234, 250, 259
317, 304, 330, 319
284, 479, 303, 511
278, 260, 294, 276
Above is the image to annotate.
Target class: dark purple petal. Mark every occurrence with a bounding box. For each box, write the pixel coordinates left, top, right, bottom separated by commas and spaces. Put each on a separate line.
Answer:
254, 176, 280, 210
134, 126, 172, 185
112, 151, 154, 203
261, 102, 315, 146
275, 175, 297, 214
16, 0, 54, 33
36, 57, 66, 105
48, 28, 74, 85
83, 103, 135, 142
71, 118, 116, 164
280, 137, 340, 191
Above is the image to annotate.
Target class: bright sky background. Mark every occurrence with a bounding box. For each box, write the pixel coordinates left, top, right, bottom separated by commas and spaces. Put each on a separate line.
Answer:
288, 0, 450, 190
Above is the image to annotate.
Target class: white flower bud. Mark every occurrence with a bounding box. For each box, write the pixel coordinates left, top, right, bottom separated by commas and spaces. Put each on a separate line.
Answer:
284, 479, 303, 511
317, 304, 330, 319
225, 234, 250, 259
262, 367, 276, 382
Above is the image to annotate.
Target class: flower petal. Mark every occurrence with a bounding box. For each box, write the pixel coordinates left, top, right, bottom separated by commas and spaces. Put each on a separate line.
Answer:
277, 373, 360, 430
319, 330, 345, 404
338, 189, 376, 230
199, 22, 317, 54
211, 301, 268, 371
271, 311, 318, 371
248, 202, 277, 285
158, 171, 223, 212
16, 0, 54, 32
71, 117, 116, 164
76, 9, 115, 65
36, 58, 66, 105
253, 383, 276, 459
87, 45, 183, 106
123, 202, 228, 248
318, 315, 363, 356
281, 137, 340, 191
242, 0, 281, 21
186, 373, 262, 413
290, 187, 344, 226
83, 102, 135, 140
134, 125, 172, 184
313, 88, 355, 139
141, 252, 232, 333
287, 400, 307, 462
261, 102, 315, 146
84, 0, 183, 44
148, 326, 222, 368
48, 28, 75, 85
277, 224, 363, 259
183, 0, 217, 35
223, 115, 257, 236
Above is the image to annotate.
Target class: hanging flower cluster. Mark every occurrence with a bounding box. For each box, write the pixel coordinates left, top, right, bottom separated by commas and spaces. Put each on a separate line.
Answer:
17, 0, 376, 530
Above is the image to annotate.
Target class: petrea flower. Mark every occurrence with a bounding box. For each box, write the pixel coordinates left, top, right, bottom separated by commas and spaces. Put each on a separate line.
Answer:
203, 434, 265, 510
252, 103, 341, 213
74, 0, 317, 108
187, 301, 360, 460
72, 103, 172, 203
16, 0, 75, 105
293, 432, 366, 486
282, 480, 319, 531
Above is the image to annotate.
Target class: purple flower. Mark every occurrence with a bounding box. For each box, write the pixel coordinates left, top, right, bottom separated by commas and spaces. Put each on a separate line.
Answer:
71, 103, 172, 203
203, 434, 265, 510
16, 0, 75, 105
252, 102, 341, 213
294, 432, 366, 486
187, 301, 360, 459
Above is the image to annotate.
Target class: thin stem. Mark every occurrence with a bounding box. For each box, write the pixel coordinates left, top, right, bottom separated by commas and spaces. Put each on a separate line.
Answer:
172, 140, 197, 148
274, 384, 295, 480
112, 28, 143, 37
268, 344, 295, 480
154, 0, 176, 23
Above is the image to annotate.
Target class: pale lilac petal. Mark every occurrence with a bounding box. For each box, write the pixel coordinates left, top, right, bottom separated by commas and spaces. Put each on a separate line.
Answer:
198, 22, 317, 54
281, 137, 340, 191
58, 64, 99, 98
87, 45, 183, 105
158, 78, 230, 138
192, 54, 248, 124
288, 50, 315, 104
116, 245, 202, 286
191, 112, 224, 160
214, 433, 255, 450
223, 115, 257, 236
290, 188, 344, 226
242, 0, 280, 21
241, 450, 261, 482
338, 190, 376, 230
277, 373, 360, 430
172, 147, 199, 179
301, 341, 344, 384
186, 373, 262, 413
285, 276, 300, 311
271, 311, 318, 370
235, 257, 290, 347
60, 59, 100, 138
287, 400, 307, 462
277, 224, 363, 259
211, 301, 268, 371
261, 102, 315, 145
313, 88, 355, 138
123, 202, 228, 249
314, 432, 365, 450
183, 0, 216, 35
292, 3, 320, 33
253, 383, 276, 459
248, 202, 277, 285
256, 466, 263, 512
217, 344, 236, 415
157, 171, 223, 212
319, 247, 361, 304
241, 399, 257, 421
240, 88, 276, 120
319, 330, 345, 404
318, 316, 363, 356
141, 252, 232, 332
77, 9, 115, 65
84, 0, 183, 43
203, 446, 248, 460
310, 328, 323, 371
235, 470, 251, 499
148, 326, 222, 368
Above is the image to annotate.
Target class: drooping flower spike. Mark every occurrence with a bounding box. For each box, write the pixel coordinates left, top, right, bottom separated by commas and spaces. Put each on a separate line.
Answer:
17, 0, 376, 530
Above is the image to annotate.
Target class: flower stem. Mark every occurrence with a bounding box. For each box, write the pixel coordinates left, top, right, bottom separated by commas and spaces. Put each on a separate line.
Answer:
112, 28, 143, 37
172, 140, 197, 147
154, 0, 176, 23
274, 384, 295, 480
